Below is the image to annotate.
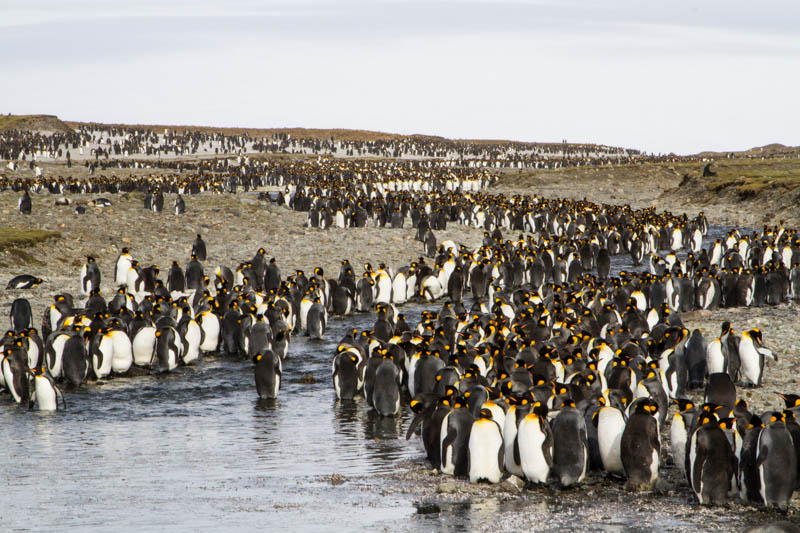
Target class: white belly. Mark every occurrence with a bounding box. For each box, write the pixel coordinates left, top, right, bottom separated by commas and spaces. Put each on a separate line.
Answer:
518, 418, 550, 483
34, 380, 58, 410
94, 337, 114, 378
468, 422, 504, 483
132, 328, 157, 366
706, 342, 725, 374
111, 331, 133, 374
670, 416, 688, 475
199, 315, 220, 352
183, 322, 202, 364
597, 410, 625, 475
49, 335, 68, 378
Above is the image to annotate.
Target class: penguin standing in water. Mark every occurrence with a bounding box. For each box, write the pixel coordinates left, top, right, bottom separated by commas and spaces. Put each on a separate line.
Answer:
332, 349, 361, 400
440, 397, 474, 477
2, 346, 31, 404
155, 326, 183, 372
30, 367, 66, 411
305, 297, 327, 339
61, 330, 89, 387
687, 412, 733, 506
551, 399, 589, 487
80, 256, 101, 296
468, 408, 504, 483
253, 350, 281, 399
131, 314, 157, 367
372, 353, 402, 417
90, 328, 114, 379
109, 327, 133, 374
517, 402, 554, 484
756, 411, 797, 511
739, 328, 776, 387
620, 399, 660, 490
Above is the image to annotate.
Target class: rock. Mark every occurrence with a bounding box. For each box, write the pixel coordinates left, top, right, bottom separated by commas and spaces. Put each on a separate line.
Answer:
437, 481, 458, 494
328, 473, 346, 486
415, 502, 441, 515
298, 373, 316, 384
501, 475, 525, 492
682, 310, 712, 320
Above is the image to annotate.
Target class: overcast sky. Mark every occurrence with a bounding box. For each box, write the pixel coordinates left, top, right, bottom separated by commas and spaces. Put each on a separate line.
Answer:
3, 0, 799, 154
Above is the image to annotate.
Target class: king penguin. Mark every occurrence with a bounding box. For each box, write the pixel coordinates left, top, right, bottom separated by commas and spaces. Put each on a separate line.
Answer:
468, 408, 505, 483
596, 404, 627, 476
687, 412, 734, 506
31, 367, 66, 411
372, 353, 402, 417
756, 411, 797, 511
551, 399, 589, 487
620, 398, 660, 490
254, 350, 281, 399
517, 401, 553, 484
80, 256, 101, 296
739, 328, 776, 387
440, 396, 474, 477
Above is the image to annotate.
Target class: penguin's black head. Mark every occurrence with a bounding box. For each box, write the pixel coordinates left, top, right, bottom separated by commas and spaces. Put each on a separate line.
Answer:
747, 414, 763, 431
452, 397, 467, 409
478, 408, 493, 420
776, 393, 800, 409
696, 411, 718, 427
718, 417, 736, 430
559, 398, 576, 409
768, 412, 785, 425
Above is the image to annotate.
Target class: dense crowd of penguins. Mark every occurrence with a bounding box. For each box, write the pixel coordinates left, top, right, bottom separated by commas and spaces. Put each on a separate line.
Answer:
323, 205, 800, 511
4, 122, 744, 172
5, 154, 800, 513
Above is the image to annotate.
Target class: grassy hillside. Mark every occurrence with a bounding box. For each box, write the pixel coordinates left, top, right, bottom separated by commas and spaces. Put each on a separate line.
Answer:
0, 114, 73, 133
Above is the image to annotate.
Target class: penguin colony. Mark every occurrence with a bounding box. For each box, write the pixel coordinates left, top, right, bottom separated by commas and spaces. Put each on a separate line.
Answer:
2, 123, 646, 171
323, 207, 800, 510
4, 141, 800, 512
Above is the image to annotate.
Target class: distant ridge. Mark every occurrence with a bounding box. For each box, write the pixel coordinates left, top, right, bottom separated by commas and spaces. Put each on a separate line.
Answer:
0, 114, 73, 133
64, 120, 630, 152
